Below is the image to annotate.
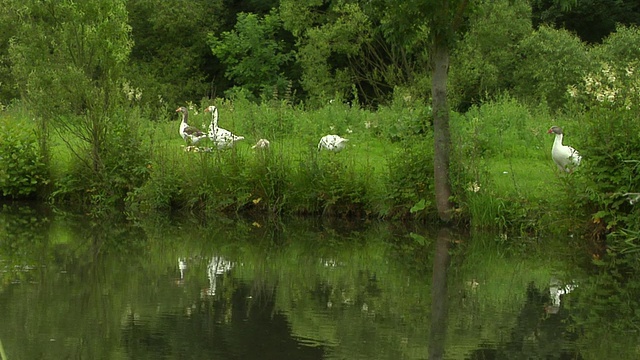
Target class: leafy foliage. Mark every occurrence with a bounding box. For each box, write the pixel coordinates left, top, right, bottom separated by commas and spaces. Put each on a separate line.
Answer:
568, 61, 640, 237
532, 0, 640, 43
385, 136, 435, 218
208, 10, 295, 101
0, 115, 48, 198
513, 25, 591, 111
126, 0, 225, 110
590, 25, 640, 67
450, 0, 532, 111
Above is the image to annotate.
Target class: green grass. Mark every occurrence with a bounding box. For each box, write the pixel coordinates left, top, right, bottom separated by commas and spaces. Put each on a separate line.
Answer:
2, 95, 587, 234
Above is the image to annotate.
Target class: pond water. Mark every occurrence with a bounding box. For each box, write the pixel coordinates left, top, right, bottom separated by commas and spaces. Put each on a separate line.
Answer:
0, 203, 638, 359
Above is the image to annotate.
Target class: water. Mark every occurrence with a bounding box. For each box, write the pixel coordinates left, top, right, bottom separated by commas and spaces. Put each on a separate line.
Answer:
0, 203, 638, 359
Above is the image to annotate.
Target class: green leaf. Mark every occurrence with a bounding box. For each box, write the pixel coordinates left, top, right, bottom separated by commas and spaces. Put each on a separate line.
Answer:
410, 199, 427, 213
409, 232, 428, 246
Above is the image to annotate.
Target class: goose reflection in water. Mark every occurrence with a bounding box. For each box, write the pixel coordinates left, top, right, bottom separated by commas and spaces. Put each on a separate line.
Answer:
202, 256, 234, 297
176, 257, 187, 286
546, 278, 577, 314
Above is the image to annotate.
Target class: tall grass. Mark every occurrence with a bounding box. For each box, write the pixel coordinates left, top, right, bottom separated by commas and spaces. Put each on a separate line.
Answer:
451, 95, 585, 234
2, 94, 587, 234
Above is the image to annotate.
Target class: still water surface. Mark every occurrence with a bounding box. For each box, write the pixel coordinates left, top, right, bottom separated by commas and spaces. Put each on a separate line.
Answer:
0, 203, 637, 359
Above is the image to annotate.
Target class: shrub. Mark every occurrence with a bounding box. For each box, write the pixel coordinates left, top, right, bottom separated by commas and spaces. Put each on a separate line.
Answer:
51, 107, 151, 209
568, 61, 640, 240
449, 0, 532, 111
513, 25, 592, 111
0, 115, 48, 199
385, 135, 435, 218
590, 25, 640, 67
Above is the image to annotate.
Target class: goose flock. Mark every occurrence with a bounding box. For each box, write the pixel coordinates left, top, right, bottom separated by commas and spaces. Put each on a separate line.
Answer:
178, 106, 580, 176
176, 105, 349, 153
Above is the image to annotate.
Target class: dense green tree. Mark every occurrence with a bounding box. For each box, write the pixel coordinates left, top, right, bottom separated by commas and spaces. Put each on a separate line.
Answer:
0, 1, 19, 103
8, 0, 148, 205
589, 25, 640, 66
449, 0, 532, 111
279, 0, 381, 107
375, 0, 472, 221
513, 25, 591, 111
126, 0, 225, 113
532, 0, 640, 43
208, 10, 296, 101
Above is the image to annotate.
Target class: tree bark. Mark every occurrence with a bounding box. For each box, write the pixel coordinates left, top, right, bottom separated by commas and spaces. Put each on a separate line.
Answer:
431, 33, 453, 222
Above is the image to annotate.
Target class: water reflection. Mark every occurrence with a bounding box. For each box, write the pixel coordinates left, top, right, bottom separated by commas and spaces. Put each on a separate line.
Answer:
429, 228, 451, 360
546, 278, 578, 315
0, 203, 636, 359
177, 257, 187, 284
203, 256, 234, 296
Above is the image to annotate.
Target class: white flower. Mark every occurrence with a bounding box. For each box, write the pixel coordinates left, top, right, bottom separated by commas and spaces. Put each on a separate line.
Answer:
467, 182, 480, 193
346, 128, 353, 134
364, 121, 371, 129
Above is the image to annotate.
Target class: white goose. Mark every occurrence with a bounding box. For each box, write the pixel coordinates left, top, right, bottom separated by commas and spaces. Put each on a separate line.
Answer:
204, 105, 245, 149
548, 126, 581, 173
176, 107, 207, 144
318, 134, 349, 152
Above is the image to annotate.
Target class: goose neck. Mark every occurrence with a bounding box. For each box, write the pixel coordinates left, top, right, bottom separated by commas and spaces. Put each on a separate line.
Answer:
212, 109, 219, 129
554, 133, 564, 147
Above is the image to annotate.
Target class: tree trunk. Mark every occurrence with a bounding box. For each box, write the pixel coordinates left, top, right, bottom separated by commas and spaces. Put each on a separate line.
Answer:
431, 33, 453, 222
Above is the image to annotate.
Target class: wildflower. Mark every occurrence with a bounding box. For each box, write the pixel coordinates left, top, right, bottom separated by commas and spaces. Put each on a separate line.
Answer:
604, 89, 616, 103
584, 76, 593, 87
364, 121, 371, 129
567, 85, 578, 98
346, 128, 353, 134
467, 182, 480, 193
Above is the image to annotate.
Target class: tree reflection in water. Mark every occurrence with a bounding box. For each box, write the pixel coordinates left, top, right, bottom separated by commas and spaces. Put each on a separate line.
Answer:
429, 227, 451, 360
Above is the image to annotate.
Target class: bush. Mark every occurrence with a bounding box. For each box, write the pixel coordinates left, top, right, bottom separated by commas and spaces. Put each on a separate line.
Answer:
0, 114, 48, 199
590, 25, 640, 66
513, 25, 592, 111
568, 61, 640, 241
449, 0, 532, 111
385, 135, 435, 218
50, 107, 151, 209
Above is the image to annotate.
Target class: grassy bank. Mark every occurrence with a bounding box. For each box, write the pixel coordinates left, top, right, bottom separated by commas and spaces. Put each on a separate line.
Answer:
0, 95, 586, 235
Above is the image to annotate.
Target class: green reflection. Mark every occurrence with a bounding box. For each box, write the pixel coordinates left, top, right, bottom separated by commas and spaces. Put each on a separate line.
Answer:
1, 206, 637, 359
